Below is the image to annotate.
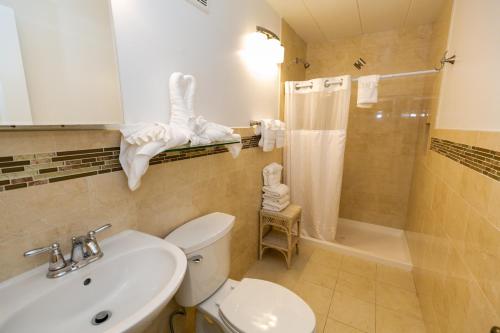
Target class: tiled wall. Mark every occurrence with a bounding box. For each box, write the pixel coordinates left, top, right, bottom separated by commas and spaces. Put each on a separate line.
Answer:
406, 129, 500, 332
406, 1, 500, 331
0, 128, 280, 332
279, 20, 307, 120
306, 25, 436, 229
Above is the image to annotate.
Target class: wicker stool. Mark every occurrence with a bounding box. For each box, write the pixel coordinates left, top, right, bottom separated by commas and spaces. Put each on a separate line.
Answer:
259, 204, 302, 269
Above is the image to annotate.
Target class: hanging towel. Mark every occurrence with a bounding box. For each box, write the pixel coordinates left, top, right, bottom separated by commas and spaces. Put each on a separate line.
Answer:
274, 120, 286, 148
262, 184, 290, 198
357, 75, 380, 108
258, 119, 276, 152
263, 162, 283, 186
263, 200, 290, 212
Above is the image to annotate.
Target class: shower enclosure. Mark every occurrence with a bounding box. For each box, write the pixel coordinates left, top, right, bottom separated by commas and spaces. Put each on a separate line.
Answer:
284, 75, 351, 242
284, 72, 434, 268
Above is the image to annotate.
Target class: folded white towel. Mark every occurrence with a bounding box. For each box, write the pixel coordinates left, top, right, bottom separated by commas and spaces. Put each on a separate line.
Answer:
357, 75, 380, 108
263, 162, 283, 186
263, 200, 290, 212
274, 120, 286, 149
258, 119, 276, 152
119, 124, 189, 191
262, 184, 289, 198
120, 122, 172, 146
263, 194, 290, 205
188, 115, 242, 158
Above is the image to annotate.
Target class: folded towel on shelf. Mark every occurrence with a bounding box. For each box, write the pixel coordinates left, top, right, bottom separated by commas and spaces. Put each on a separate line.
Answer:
262, 162, 283, 186
262, 184, 290, 198
263, 194, 290, 205
188, 115, 242, 158
357, 75, 380, 108
119, 123, 189, 191
262, 200, 290, 212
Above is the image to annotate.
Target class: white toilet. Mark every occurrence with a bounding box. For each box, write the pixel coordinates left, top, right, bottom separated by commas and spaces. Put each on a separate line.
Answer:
165, 212, 316, 333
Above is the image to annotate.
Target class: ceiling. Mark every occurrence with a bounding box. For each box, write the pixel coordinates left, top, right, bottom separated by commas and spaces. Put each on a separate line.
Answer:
266, 0, 447, 43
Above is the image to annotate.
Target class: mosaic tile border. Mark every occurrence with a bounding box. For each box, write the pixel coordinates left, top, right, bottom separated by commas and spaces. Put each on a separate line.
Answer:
430, 137, 500, 181
0, 135, 261, 191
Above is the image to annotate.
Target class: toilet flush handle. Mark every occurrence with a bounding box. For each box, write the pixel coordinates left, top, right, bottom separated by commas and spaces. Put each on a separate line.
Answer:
188, 254, 203, 263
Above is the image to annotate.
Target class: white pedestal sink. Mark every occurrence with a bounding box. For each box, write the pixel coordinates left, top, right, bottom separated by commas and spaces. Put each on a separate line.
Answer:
0, 230, 187, 333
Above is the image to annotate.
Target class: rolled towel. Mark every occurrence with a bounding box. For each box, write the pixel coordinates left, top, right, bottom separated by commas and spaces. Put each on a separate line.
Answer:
263, 194, 290, 205
263, 200, 290, 212
258, 119, 276, 152
262, 184, 289, 198
263, 162, 283, 186
357, 75, 380, 108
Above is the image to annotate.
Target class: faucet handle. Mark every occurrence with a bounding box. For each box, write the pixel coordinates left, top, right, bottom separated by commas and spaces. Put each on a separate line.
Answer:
24, 242, 68, 272
87, 224, 112, 239
24, 243, 59, 257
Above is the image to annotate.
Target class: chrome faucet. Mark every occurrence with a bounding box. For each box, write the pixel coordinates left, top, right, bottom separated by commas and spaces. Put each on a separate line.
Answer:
24, 224, 112, 278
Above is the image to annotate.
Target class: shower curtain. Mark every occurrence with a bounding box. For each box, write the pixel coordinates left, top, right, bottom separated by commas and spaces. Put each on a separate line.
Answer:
285, 76, 351, 242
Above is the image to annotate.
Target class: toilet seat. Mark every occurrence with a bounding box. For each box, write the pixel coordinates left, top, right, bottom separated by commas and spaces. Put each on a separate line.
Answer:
218, 278, 315, 333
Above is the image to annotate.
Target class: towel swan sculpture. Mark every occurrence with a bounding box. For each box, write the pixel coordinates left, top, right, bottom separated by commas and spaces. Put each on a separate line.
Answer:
119, 73, 242, 191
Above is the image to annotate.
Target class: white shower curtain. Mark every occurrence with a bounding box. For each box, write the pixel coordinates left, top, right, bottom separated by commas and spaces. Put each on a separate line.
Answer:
285, 76, 351, 242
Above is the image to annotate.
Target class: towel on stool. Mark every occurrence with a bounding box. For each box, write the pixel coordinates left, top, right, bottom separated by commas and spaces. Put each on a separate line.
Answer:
263, 194, 290, 205
263, 162, 283, 186
263, 200, 290, 212
262, 184, 289, 198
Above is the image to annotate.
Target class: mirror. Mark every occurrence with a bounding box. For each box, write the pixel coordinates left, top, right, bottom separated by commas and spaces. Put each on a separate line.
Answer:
0, 0, 123, 126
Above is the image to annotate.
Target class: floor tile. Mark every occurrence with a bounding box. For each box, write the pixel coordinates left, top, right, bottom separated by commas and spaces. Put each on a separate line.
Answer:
309, 248, 344, 270
329, 291, 376, 333
299, 260, 339, 289
376, 265, 416, 292
376, 283, 422, 319
335, 271, 376, 303
324, 318, 364, 333
376, 306, 426, 333
341, 255, 377, 279
294, 280, 334, 318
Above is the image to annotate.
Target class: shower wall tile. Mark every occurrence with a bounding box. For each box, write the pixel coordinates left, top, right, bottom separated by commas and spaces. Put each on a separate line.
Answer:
305, 24, 436, 229
406, 132, 500, 332
280, 20, 307, 120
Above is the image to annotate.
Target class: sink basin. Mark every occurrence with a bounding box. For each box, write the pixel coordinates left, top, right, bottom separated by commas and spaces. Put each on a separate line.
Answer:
0, 230, 187, 333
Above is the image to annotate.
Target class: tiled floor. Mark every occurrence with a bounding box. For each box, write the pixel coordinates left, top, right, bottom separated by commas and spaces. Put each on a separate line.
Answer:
244, 242, 426, 333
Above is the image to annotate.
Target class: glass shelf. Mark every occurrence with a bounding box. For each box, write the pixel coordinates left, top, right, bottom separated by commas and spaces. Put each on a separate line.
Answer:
162, 139, 241, 153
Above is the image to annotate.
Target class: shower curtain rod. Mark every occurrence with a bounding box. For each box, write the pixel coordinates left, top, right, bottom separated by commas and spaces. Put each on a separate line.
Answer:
294, 69, 438, 90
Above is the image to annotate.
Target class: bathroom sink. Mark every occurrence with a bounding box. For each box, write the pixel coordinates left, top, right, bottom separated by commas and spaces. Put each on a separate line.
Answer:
0, 230, 187, 333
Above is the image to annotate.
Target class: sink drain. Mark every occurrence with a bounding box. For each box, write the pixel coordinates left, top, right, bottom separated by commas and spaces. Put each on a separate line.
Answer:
91, 311, 112, 325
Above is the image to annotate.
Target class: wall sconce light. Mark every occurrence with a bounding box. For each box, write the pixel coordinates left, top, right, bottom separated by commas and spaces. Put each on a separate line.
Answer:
253, 26, 285, 64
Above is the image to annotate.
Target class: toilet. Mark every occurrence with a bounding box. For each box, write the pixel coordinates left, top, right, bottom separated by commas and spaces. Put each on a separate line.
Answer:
165, 212, 316, 333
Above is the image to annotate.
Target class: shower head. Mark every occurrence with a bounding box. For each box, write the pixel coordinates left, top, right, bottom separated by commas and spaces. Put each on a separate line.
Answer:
293, 57, 310, 69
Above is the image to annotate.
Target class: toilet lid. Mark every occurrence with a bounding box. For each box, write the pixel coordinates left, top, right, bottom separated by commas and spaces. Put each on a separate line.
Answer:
219, 278, 315, 333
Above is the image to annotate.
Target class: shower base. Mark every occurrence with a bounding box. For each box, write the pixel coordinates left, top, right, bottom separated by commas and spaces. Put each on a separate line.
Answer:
301, 218, 412, 271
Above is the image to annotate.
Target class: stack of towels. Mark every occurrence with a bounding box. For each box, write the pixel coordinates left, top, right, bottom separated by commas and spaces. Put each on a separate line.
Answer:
255, 119, 286, 152
262, 163, 290, 212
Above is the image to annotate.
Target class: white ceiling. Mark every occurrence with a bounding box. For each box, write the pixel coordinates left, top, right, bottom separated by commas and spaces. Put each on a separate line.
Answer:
266, 0, 447, 43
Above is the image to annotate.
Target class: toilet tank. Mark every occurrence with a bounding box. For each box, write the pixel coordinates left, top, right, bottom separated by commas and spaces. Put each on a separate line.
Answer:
165, 212, 235, 307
